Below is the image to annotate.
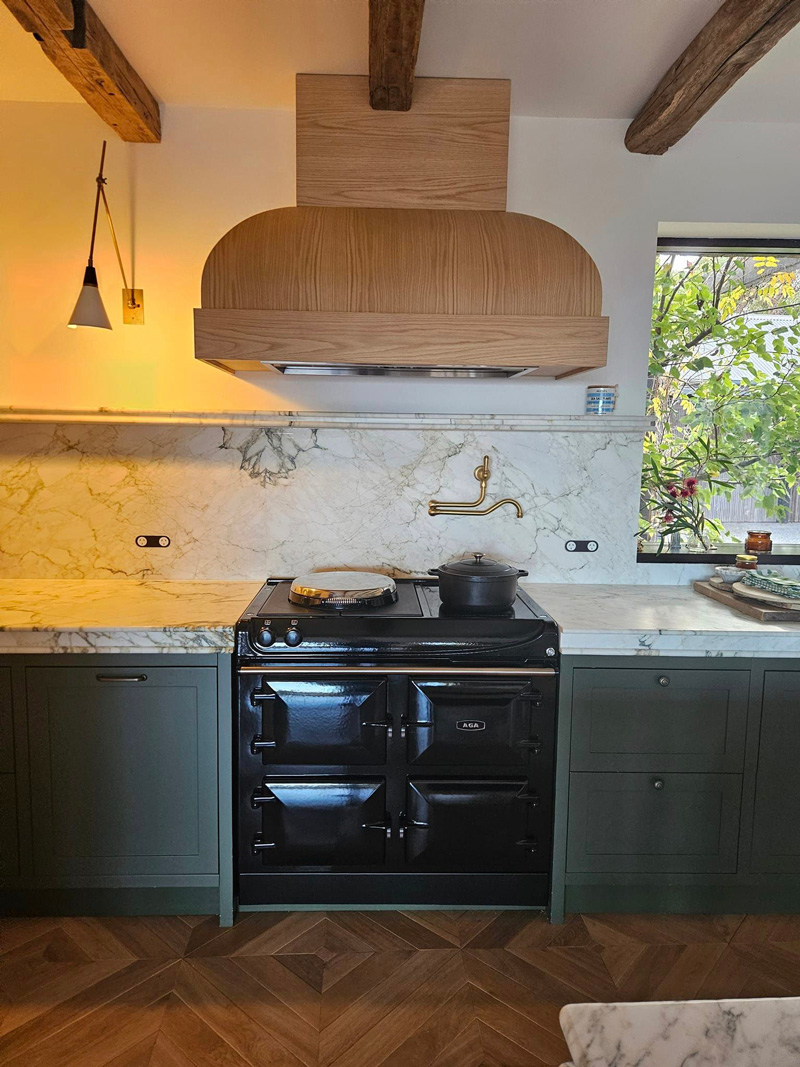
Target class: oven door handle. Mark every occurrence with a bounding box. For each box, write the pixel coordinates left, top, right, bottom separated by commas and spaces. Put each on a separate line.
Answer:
361, 719, 393, 740
362, 817, 393, 839
517, 737, 544, 754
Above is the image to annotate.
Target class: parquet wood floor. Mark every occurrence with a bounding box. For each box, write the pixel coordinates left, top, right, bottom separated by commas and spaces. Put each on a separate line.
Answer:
2, 911, 800, 1066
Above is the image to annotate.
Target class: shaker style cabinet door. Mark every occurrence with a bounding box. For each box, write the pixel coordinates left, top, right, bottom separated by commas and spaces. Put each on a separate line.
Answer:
240, 675, 390, 766
567, 772, 742, 874
26, 666, 218, 878
751, 671, 800, 872
246, 777, 388, 868
571, 668, 749, 773
0, 667, 13, 773
0, 774, 19, 879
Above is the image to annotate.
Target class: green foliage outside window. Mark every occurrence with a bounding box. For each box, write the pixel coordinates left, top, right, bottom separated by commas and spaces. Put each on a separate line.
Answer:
641, 251, 800, 550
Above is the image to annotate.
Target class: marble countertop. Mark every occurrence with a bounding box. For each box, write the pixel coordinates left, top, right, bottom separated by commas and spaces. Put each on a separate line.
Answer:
528, 582, 800, 657
0, 580, 261, 653
559, 996, 800, 1067
0, 578, 799, 658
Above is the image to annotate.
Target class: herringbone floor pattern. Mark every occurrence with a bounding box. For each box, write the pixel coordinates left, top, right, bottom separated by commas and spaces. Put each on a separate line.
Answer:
2, 911, 800, 1066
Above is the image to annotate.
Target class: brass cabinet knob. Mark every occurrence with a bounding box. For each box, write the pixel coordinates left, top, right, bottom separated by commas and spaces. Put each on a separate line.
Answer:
652, 777, 665, 790
658, 676, 670, 687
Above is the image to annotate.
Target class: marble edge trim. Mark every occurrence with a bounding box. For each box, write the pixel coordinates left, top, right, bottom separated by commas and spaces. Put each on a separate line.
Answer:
0, 628, 235, 653
0, 408, 654, 434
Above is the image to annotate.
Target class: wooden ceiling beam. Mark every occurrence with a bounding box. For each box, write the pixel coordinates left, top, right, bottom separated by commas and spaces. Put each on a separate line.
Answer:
626, 0, 800, 155
2, 0, 161, 142
2, 0, 73, 34
369, 0, 425, 110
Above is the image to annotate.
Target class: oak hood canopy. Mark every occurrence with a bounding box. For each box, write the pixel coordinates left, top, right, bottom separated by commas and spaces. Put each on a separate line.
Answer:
194, 75, 608, 380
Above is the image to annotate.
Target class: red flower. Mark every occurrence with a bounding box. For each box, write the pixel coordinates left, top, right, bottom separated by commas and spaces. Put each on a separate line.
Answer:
680, 488, 690, 498
683, 477, 698, 496
666, 484, 680, 498
664, 511, 675, 523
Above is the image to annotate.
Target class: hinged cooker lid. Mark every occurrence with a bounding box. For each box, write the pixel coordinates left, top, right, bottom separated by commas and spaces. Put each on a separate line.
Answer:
289, 570, 398, 608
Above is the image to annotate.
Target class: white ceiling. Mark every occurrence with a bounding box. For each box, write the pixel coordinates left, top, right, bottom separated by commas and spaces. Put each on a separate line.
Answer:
2, 0, 799, 122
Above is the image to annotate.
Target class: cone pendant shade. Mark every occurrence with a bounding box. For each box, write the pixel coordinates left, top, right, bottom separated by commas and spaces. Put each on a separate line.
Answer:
68, 265, 112, 330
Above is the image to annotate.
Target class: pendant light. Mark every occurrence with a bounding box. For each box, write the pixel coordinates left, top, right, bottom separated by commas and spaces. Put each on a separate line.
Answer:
68, 140, 144, 330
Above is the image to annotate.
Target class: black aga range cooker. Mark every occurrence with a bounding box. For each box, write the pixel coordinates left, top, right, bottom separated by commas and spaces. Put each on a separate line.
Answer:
235, 571, 559, 908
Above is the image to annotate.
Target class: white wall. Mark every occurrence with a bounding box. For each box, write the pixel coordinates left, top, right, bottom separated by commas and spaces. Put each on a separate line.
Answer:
2, 100, 800, 418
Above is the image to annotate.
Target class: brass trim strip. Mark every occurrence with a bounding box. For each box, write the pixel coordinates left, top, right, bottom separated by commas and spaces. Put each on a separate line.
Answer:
238, 666, 556, 677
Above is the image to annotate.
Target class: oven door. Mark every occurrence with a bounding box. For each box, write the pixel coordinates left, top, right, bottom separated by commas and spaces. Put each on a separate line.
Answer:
246, 777, 389, 868
403, 778, 543, 871
239, 674, 390, 765
405, 675, 554, 768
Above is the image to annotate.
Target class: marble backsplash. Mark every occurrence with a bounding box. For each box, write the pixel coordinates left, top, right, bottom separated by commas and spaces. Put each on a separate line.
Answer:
0, 422, 700, 584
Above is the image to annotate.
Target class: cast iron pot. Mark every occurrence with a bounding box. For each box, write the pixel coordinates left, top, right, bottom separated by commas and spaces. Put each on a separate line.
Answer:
429, 552, 529, 615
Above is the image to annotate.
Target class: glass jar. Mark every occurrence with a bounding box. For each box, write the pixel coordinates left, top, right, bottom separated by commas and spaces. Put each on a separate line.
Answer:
735, 554, 758, 570
745, 530, 773, 554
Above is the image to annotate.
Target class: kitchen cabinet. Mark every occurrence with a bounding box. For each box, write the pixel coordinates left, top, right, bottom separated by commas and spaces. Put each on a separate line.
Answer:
751, 671, 800, 873
567, 772, 742, 874
571, 667, 749, 773
553, 657, 800, 921
0, 775, 19, 878
0, 667, 13, 773
26, 665, 218, 878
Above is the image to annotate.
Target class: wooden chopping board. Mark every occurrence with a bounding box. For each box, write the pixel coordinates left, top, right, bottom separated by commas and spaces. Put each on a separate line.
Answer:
694, 579, 800, 621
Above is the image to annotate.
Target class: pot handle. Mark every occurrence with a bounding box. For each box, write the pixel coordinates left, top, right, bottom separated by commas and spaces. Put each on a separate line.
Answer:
427, 568, 441, 576
518, 569, 529, 577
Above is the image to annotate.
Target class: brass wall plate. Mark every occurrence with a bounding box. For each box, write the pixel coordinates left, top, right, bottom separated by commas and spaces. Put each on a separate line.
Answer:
123, 289, 145, 325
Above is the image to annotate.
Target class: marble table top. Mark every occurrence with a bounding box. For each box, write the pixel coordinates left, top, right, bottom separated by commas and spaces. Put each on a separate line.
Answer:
527, 582, 800, 657
559, 996, 800, 1067
0, 579, 261, 653
0, 578, 799, 657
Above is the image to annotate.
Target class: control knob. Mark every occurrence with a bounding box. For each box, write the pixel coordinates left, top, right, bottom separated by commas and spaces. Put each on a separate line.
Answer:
284, 625, 303, 647
256, 623, 275, 647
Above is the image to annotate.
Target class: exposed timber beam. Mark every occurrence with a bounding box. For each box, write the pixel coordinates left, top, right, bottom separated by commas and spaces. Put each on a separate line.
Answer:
626, 0, 800, 155
369, 0, 425, 110
2, 0, 161, 142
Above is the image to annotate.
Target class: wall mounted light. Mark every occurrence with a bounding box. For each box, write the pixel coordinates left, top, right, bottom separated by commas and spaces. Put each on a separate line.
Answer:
68, 140, 144, 330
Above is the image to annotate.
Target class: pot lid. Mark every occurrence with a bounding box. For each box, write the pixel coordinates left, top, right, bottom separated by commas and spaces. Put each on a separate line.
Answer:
289, 570, 398, 608
435, 553, 526, 580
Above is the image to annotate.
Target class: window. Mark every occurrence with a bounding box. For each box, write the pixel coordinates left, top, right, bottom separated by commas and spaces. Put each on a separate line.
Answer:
640, 238, 800, 555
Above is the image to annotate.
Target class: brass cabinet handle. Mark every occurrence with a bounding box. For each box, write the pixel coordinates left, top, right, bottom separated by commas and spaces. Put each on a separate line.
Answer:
96, 674, 147, 682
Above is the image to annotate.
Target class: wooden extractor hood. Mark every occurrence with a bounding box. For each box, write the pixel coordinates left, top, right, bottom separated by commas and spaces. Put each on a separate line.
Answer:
194, 76, 609, 380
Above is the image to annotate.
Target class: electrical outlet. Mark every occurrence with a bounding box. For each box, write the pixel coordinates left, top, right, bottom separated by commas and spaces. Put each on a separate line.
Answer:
565, 539, 599, 553
135, 535, 171, 548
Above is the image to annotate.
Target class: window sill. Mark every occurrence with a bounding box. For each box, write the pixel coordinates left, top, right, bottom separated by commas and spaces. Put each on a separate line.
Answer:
637, 544, 800, 565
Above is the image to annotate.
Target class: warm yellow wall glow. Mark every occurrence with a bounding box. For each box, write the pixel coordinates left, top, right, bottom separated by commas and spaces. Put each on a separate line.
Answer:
0, 102, 296, 413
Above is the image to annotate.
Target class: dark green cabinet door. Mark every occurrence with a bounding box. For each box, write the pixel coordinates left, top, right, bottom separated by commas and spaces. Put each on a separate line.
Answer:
751, 671, 800, 873
26, 666, 218, 877
571, 668, 749, 773
0, 668, 13, 773
567, 772, 742, 874
0, 775, 19, 878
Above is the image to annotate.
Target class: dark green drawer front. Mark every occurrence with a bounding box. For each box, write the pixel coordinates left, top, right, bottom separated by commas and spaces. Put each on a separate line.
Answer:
26, 666, 218, 877
571, 668, 749, 772
752, 671, 800, 873
0, 668, 13, 774
0, 774, 19, 878
567, 772, 742, 874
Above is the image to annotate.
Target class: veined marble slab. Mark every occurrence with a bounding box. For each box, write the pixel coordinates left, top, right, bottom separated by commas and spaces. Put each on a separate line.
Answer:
559, 996, 800, 1067
528, 583, 800, 657
0, 580, 260, 653
0, 408, 653, 434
